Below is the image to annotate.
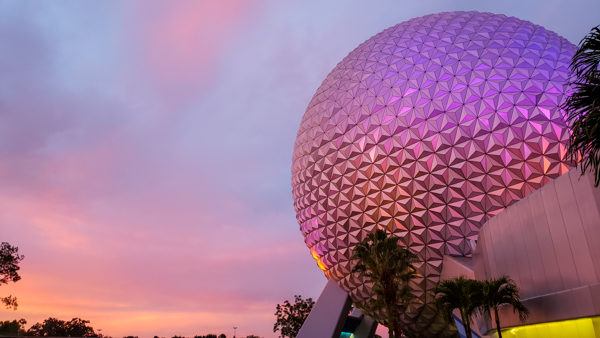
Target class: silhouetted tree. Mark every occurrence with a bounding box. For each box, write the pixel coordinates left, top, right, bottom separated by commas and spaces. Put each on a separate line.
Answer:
478, 276, 528, 338
27, 317, 96, 336
0, 242, 24, 310
218, 334, 226, 338
273, 294, 314, 337
564, 25, 600, 185
435, 277, 482, 338
352, 230, 417, 338
0, 318, 27, 336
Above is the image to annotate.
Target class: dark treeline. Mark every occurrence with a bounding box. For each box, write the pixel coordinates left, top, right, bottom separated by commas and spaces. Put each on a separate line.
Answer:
0, 318, 95, 337
0, 320, 261, 338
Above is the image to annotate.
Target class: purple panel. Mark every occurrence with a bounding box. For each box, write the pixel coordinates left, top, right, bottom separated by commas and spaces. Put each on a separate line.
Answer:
291, 11, 575, 334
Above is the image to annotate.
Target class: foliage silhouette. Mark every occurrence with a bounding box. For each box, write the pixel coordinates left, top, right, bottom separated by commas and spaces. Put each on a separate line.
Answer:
0, 318, 27, 336
0, 242, 24, 310
26, 317, 97, 337
273, 294, 314, 337
564, 25, 600, 185
351, 229, 417, 338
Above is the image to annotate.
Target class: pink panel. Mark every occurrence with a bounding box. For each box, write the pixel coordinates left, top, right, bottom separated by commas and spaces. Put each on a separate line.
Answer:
527, 189, 564, 293
569, 172, 600, 282
540, 184, 580, 289
554, 171, 597, 286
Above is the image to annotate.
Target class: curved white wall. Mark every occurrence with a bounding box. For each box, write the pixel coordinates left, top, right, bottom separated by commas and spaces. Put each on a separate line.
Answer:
474, 169, 600, 329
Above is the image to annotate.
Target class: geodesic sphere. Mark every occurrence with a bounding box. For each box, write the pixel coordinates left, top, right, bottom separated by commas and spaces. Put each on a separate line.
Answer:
291, 11, 575, 335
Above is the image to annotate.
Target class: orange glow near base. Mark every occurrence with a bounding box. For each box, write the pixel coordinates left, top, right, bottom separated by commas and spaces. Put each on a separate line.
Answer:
310, 249, 327, 271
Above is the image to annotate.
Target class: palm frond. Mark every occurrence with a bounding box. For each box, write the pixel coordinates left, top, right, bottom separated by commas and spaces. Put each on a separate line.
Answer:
572, 26, 600, 78
564, 26, 600, 185
479, 276, 528, 323
351, 229, 418, 336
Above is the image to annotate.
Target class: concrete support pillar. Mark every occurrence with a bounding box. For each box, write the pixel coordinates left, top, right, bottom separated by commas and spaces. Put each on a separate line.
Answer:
297, 279, 352, 338
351, 308, 378, 338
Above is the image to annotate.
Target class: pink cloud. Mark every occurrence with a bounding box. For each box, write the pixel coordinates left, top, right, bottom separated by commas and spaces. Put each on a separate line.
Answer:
0, 126, 321, 337
1, 185, 320, 336
124, 1, 260, 108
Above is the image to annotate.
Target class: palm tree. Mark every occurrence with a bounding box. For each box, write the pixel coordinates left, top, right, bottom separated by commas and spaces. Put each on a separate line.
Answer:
564, 25, 600, 185
352, 229, 417, 338
435, 277, 482, 338
478, 276, 528, 338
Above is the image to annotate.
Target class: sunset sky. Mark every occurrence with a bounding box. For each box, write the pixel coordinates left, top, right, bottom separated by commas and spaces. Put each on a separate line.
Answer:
1, 1, 599, 337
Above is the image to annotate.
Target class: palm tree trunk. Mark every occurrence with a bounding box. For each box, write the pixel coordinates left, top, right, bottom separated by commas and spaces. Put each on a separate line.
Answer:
386, 304, 393, 338
460, 309, 472, 338
465, 319, 473, 338
494, 306, 502, 338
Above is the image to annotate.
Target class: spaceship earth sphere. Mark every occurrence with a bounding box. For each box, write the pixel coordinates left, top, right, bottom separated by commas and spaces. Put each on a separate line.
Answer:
291, 11, 575, 334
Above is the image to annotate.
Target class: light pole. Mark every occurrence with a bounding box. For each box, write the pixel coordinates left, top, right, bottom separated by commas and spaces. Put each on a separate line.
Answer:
233, 326, 238, 338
